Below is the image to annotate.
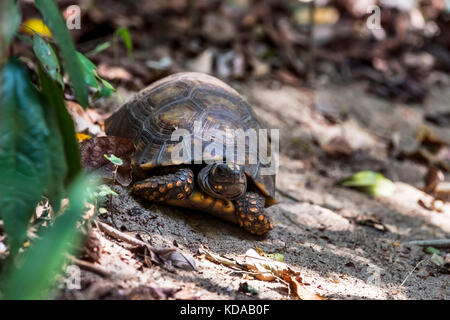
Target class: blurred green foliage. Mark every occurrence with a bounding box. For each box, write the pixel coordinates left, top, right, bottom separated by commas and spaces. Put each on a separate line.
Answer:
339, 171, 396, 197
0, 0, 111, 299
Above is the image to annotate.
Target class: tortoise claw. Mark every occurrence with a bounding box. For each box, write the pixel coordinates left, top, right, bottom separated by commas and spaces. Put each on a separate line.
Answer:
235, 192, 273, 235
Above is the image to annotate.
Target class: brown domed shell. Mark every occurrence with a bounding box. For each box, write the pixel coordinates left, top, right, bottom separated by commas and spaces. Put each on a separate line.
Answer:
105, 72, 276, 206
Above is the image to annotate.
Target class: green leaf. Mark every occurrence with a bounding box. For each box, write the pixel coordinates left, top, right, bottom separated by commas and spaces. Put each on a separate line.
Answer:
98, 77, 116, 98
339, 171, 395, 197
115, 27, 133, 56
97, 185, 118, 198
0, 0, 21, 60
34, 0, 89, 107
39, 60, 81, 184
76, 51, 100, 89
76, 51, 117, 100
38, 67, 68, 212
267, 252, 285, 262
86, 41, 111, 57
104, 154, 123, 166
32, 34, 64, 87
2, 174, 92, 300
425, 246, 441, 255
339, 171, 382, 187
0, 58, 50, 256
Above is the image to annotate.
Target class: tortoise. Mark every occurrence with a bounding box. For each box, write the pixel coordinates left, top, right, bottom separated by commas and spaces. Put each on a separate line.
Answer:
105, 72, 276, 235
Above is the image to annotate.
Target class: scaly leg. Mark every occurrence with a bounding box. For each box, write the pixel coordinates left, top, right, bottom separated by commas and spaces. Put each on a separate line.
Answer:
132, 167, 194, 202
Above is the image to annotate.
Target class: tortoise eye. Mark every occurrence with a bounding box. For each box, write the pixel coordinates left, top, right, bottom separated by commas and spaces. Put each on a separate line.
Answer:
217, 166, 226, 174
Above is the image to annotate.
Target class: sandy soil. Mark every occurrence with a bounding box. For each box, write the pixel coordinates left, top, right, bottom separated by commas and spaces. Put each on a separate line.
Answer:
61, 80, 450, 300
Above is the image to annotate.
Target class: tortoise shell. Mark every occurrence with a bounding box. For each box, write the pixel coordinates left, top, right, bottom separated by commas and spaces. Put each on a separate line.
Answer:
105, 72, 276, 206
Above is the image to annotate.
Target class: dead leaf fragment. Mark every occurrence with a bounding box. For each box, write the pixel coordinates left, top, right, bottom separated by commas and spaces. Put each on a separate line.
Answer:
245, 249, 286, 281
424, 167, 444, 194
282, 270, 324, 300
155, 248, 198, 271
66, 101, 103, 136
353, 215, 388, 232
198, 246, 245, 270
97, 64, 133, 81
80, 136, 135, 186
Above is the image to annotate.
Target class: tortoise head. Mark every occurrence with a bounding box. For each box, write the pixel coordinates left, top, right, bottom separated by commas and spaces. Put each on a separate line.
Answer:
198, 163, 247, 201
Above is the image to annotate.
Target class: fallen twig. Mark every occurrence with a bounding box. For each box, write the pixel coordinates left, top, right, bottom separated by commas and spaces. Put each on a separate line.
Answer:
96, 220, 197, 270
97, 220, 146, 247
400, 260, 426, 287
408, 239, 450, 248
276, 187, 301, 202
71, 257, 112, 278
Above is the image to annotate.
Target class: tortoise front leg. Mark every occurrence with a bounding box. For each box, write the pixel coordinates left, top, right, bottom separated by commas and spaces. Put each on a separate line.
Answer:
132, 167, 194, 202
234, 192, 273, 235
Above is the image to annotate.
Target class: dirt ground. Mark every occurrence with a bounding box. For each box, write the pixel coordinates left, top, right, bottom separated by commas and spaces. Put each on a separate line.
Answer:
60, 79, 450, 300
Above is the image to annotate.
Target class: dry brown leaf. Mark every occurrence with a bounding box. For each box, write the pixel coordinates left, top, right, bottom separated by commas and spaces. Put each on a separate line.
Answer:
198, 246, 245, 270
245, 249, 324, 299
155, 248, 198, 271
79, 136, 135, 186
97, 64, 133, 81
66, 101, 103, 136
353, 215, 388, 232
245, 248, 286, 281
282, 269, 324, 300
424, 167, 444, 194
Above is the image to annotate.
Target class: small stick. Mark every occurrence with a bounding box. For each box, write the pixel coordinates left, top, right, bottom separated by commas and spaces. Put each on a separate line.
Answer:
307, 0, 316, 85
96, 220, 169, 268
276, 187, 301, 202
408, 239, 450, 248
96, 220, 146, 247
72, 257, 112, 278
400, 260, 426, 287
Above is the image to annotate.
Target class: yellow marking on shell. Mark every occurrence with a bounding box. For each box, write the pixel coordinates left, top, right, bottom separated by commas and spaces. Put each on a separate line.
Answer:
249, 207, 258, 213
184, 185, 190, 192
177, 193, 184, 199
167, 182, 173, 189
250, 200, 257, 205
240, 213, 246, 219
254, 181, 270, 197
166, 145, 174, 153
159, 197, 165, 201
152, 192, 159, 198
187, 178, 193, 184
151, 182, 158, 188
215, 185, 223, 190
140, 162, 157, 170
258, 215, 264, 221
159, 187, 166, 193
176, 180, 182, 187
